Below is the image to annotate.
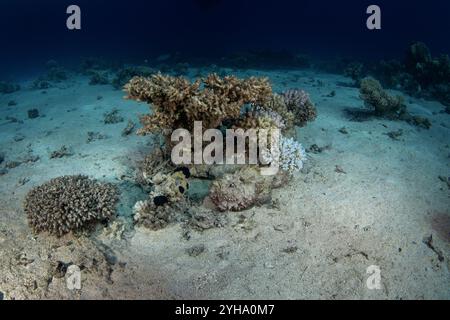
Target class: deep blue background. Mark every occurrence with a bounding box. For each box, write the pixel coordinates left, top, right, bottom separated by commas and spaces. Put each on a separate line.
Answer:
1, 0, 450, 76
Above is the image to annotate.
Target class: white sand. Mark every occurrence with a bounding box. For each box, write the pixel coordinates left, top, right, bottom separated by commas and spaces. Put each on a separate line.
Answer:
0, 69, 449, 299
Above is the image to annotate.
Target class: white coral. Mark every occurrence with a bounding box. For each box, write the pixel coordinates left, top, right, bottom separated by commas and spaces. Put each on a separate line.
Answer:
262, 137, 306, 173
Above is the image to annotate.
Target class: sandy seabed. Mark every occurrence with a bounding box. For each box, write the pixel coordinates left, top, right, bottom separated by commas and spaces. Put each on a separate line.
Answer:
0, 69, 449, 299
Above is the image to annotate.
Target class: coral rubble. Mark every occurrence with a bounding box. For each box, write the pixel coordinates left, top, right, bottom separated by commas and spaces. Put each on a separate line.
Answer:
24, 175, 118, 236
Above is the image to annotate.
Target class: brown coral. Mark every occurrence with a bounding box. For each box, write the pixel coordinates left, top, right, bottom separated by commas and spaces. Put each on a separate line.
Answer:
359, 77, 406, 117
282, 89, 317, 127
124, 73, 273, 135
24, 175, 118, 237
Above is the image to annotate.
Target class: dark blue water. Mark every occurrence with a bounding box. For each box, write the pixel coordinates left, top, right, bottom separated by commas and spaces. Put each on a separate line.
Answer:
1, 0, 450, 76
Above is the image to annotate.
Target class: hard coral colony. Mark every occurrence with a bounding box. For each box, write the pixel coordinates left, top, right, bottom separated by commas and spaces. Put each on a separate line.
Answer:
124, 72, 316, 220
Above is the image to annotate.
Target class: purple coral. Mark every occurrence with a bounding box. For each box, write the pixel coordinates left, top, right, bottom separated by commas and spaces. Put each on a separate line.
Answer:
282, 89, 317, 127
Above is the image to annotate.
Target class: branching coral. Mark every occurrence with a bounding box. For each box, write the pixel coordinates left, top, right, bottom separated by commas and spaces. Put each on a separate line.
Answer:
124, 73, 273, 134
261, 137, 307, 173
359, 77, 406, 117
24, 175, 118, 236
282, 89, 317, 127
258, 93, 295, 131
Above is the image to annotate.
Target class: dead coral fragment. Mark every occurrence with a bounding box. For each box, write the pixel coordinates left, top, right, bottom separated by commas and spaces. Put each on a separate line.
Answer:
151, 171, 189, 203
208, 166, 286, 212
24, 175, 118, 237
103, 108, 124, 124
133, 198, 188, 230
136, 147, 171, 189
124, 73, 273, 134
359, 77, 406, 117
133, 170, 190, 230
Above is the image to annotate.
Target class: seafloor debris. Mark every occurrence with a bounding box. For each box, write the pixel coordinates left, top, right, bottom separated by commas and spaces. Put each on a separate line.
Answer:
121, 120, 136, 136
184, 207, 228, 231
386, 129, 404, 140
50, 145, 72, 159
27, 109, 40, 119
103, 108, 124, 124
422, 234, 445, 262
339, 127, 349, 134
87, 131, 107, 143
307, 144, 331, 154
186, 244, 206, 257
438, 176, 450, 189
24, 175, 118, 236
335, 165, 346, 174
